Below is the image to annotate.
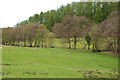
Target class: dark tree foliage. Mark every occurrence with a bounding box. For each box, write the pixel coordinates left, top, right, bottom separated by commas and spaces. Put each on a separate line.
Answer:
16, 2, 118, 31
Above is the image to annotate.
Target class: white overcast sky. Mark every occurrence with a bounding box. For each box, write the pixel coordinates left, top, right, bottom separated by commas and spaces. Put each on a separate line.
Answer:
0, 0, 81, 28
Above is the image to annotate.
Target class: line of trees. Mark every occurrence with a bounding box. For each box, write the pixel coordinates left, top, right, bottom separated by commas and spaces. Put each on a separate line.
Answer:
2, 10, 119, 53
52, 16, 92, 49
2, 23, 55, 48
52, 10, 118, 53
2, 1, 119, 54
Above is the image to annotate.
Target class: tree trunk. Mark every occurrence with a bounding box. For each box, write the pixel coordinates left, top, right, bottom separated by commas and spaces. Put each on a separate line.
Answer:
37, 40, 40, 47
94, 44, 97, 51
34, 41, 37, 47
24, 42, 26, 47
68, 39, 71, 49
88, 45, 90, 50
30, 40, 32, 47
117, 5, 120, 54
83, 44, 87, 49
24, 39, 26, 47
17, 42, 20, 46
44, 41, 47, 48
117, 37, 120, 54
42, 39, 43, 47
92, 44, 96, 52
74, 36, 77, 49
30, 43, 32, 47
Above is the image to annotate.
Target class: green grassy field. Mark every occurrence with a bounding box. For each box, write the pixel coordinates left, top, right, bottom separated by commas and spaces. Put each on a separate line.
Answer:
2, 46, 118, 78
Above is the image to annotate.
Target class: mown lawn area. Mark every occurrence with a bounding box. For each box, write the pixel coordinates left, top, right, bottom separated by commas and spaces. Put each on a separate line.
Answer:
2, 46, 118, 78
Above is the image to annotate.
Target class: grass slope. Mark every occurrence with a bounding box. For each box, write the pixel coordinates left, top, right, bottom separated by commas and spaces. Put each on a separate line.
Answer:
2, 46, 118, 78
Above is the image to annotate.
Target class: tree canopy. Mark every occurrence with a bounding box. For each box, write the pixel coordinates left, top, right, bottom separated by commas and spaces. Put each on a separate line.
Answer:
2, 2, 119, 54
16, 2, 118, 31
